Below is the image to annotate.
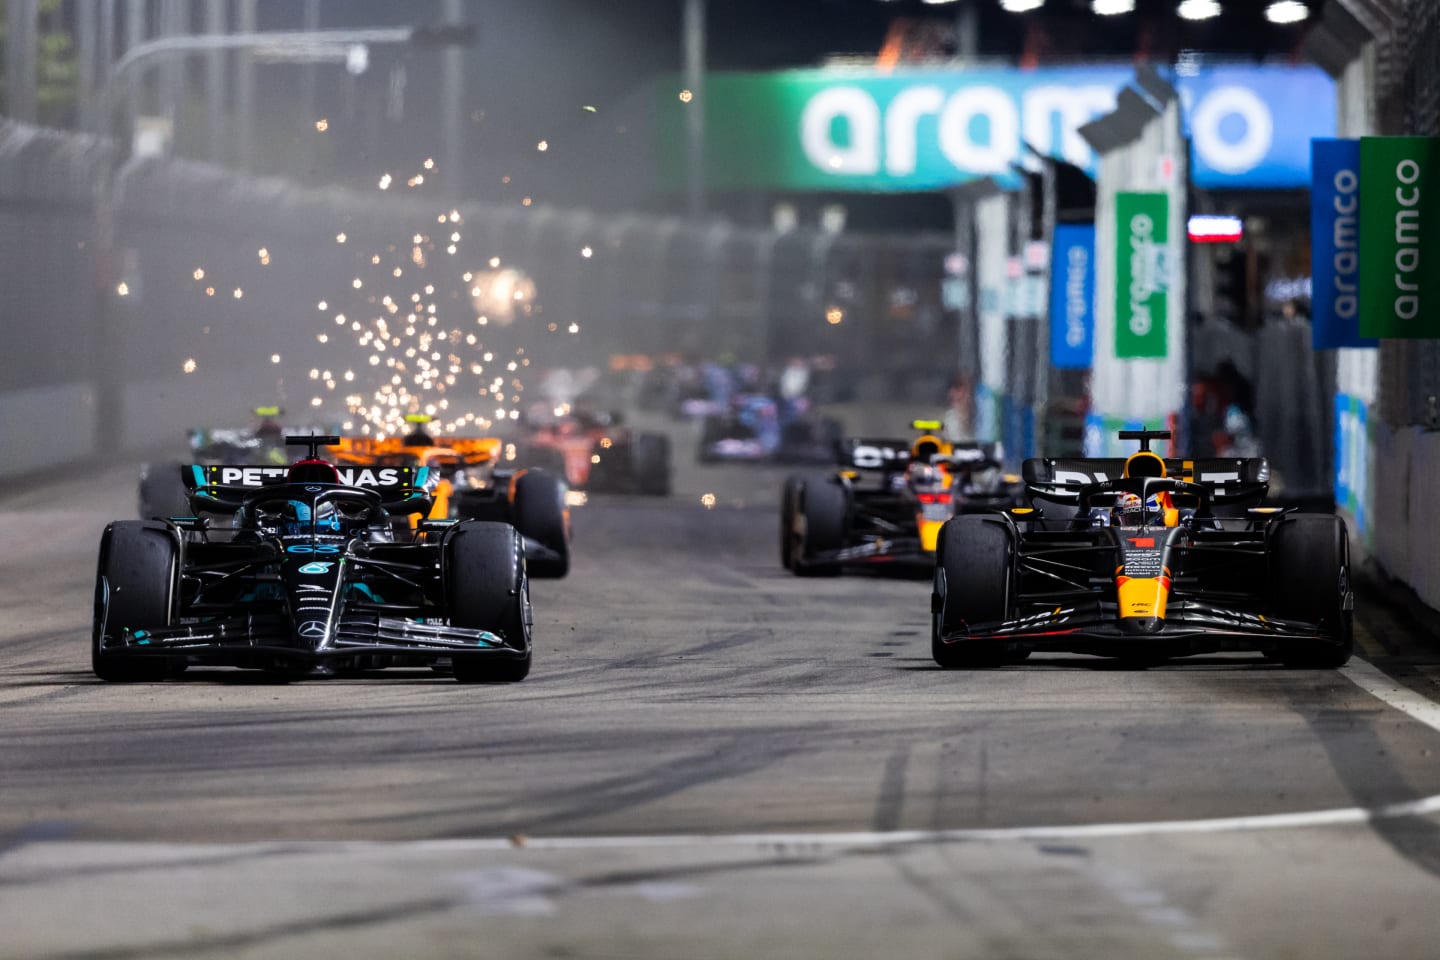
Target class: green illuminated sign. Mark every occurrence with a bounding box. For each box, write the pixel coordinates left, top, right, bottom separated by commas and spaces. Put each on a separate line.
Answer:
1113, 192, 1169, 359
1358, 136, 1440, 338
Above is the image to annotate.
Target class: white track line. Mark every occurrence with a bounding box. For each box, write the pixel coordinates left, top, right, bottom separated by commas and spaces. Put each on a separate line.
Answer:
1341, 657, 1440, 735
374, 793, 1440, 853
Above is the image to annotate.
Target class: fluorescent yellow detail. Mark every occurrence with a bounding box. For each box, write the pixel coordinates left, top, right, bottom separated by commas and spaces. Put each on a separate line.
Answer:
911, 434, 952, 460
919, 518, 943, 552
1123, 451, 1166, 478
1117, 577, 1169, 619
911, 419, 943, 431
1011, 506, 1034, 515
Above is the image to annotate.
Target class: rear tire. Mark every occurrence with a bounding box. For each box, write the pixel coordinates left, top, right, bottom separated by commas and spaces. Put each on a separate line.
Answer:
932, 516, 1014, 668
794, 474, 848, 576
512, 469, 570, 578
780, 475, 804, 570
93, 521, 181, 682
633, 433, 672, 496
1270, 514, 1353, 668
445, 521, 532, 683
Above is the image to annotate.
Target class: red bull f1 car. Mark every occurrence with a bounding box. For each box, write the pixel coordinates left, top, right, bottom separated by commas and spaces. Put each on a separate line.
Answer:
931, 430, 1353, 668
781, 421, 1025, 575
93, 436, 533, 683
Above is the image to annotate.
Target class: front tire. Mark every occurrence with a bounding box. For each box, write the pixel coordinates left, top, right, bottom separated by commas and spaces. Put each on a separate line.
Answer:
932, 516, 1014, 668
780, 475, 804, 570
511, 469, 570, 579
633, 433, 672, 496
445, 521, 532, 683
793, 474, 849, 577
93, 521, 181, 682
1270, 514, 1353, 668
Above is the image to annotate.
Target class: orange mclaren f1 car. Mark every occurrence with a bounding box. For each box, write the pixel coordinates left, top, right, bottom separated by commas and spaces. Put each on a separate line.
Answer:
333, 426, 571, 578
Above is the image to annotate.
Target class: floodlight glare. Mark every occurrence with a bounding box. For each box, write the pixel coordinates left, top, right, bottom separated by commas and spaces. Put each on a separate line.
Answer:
999, 0, 1045, 12
1177, 0, 1222, 19
1092, 0, 1136, 12
1264, 1, 1310, 24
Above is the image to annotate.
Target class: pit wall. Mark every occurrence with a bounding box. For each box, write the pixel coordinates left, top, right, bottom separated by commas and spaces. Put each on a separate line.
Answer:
1323, 39, 1435, 616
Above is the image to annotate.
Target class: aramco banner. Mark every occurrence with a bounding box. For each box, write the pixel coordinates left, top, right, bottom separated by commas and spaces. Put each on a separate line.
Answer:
658, 65, 1333, 192
1114, 192, 1169, 359
1049, 223, 1095, 369
1310, 139, 1376, 349
1358, 136, 1440, 339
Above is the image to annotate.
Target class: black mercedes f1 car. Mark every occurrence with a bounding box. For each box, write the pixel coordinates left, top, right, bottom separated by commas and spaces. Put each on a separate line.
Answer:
931, 430, 1353, 668
94, 437, 533, 683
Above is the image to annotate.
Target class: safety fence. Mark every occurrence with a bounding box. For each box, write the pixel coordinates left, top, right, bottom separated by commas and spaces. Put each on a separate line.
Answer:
1306, 0, 1440, 610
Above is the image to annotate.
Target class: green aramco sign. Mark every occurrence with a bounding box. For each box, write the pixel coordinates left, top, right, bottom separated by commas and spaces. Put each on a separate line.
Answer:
1359, 137, 1440, 338
1114, 192, 1170, 359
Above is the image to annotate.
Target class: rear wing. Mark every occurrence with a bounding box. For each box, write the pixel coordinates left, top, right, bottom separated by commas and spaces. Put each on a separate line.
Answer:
839, 438, 912, 471
331, 435, 499, 466
948, 442, 1004, 468
1023, 456, 1269, 505
180, 463, 434, 513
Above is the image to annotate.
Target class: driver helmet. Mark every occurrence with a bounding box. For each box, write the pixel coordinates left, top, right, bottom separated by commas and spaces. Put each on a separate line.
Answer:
1111, 492, 1147, 527
281, 500, 340, 536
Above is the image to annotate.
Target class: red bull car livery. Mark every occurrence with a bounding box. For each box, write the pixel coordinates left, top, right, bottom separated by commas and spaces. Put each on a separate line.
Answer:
931, 430, 1354, 668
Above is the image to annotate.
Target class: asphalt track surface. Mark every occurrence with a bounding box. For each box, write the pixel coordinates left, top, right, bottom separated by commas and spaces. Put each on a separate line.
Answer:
5, 449, 1440, 959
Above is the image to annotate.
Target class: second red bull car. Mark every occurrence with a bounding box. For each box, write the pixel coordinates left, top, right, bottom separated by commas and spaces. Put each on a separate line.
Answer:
781, 421, 1024, 575
930, 430, 1353, 669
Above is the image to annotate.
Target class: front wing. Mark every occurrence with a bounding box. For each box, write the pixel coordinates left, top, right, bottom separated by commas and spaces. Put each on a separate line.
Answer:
935, 597, 1339, 655
101, 612, 528, 668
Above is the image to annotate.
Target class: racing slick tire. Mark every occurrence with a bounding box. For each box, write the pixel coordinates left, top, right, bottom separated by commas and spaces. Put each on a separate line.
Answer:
780, 474, 804, 570
446, 521, 532, 683
92, 521, 184, 682
137, 461, 190, 521
932, 516, 1014, 669
1270, 514, 1354, 668
523, 445, 568, 478
793, 474, 849, 577
633, 432, 672, 496
512, 469, 570, 579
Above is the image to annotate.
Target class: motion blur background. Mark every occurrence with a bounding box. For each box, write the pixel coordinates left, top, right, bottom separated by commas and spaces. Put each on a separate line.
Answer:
0, 0, 1436, 610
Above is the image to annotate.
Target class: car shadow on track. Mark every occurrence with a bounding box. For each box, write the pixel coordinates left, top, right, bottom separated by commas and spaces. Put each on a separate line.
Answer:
894, 655, 1284, 672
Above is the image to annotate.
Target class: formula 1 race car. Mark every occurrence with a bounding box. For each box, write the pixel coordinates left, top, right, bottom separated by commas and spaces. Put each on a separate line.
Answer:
522, 410, 671, 497
930, 430, 1353, 669
697, 395, 842, 465
138, 407, 293, 520
332, 422, 570, 578
93, 436, 533, 683
781, 420, 1025, 575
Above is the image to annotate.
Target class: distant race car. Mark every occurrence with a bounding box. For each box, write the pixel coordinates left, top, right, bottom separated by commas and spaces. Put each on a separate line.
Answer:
333, 427, 571, 578
697, 395, 842, 464
522, 410, 671, 496
138, 408, 293, 520
930, 429, 1353, 669
93, 436, 534, 683
781, 420, 1024, 574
